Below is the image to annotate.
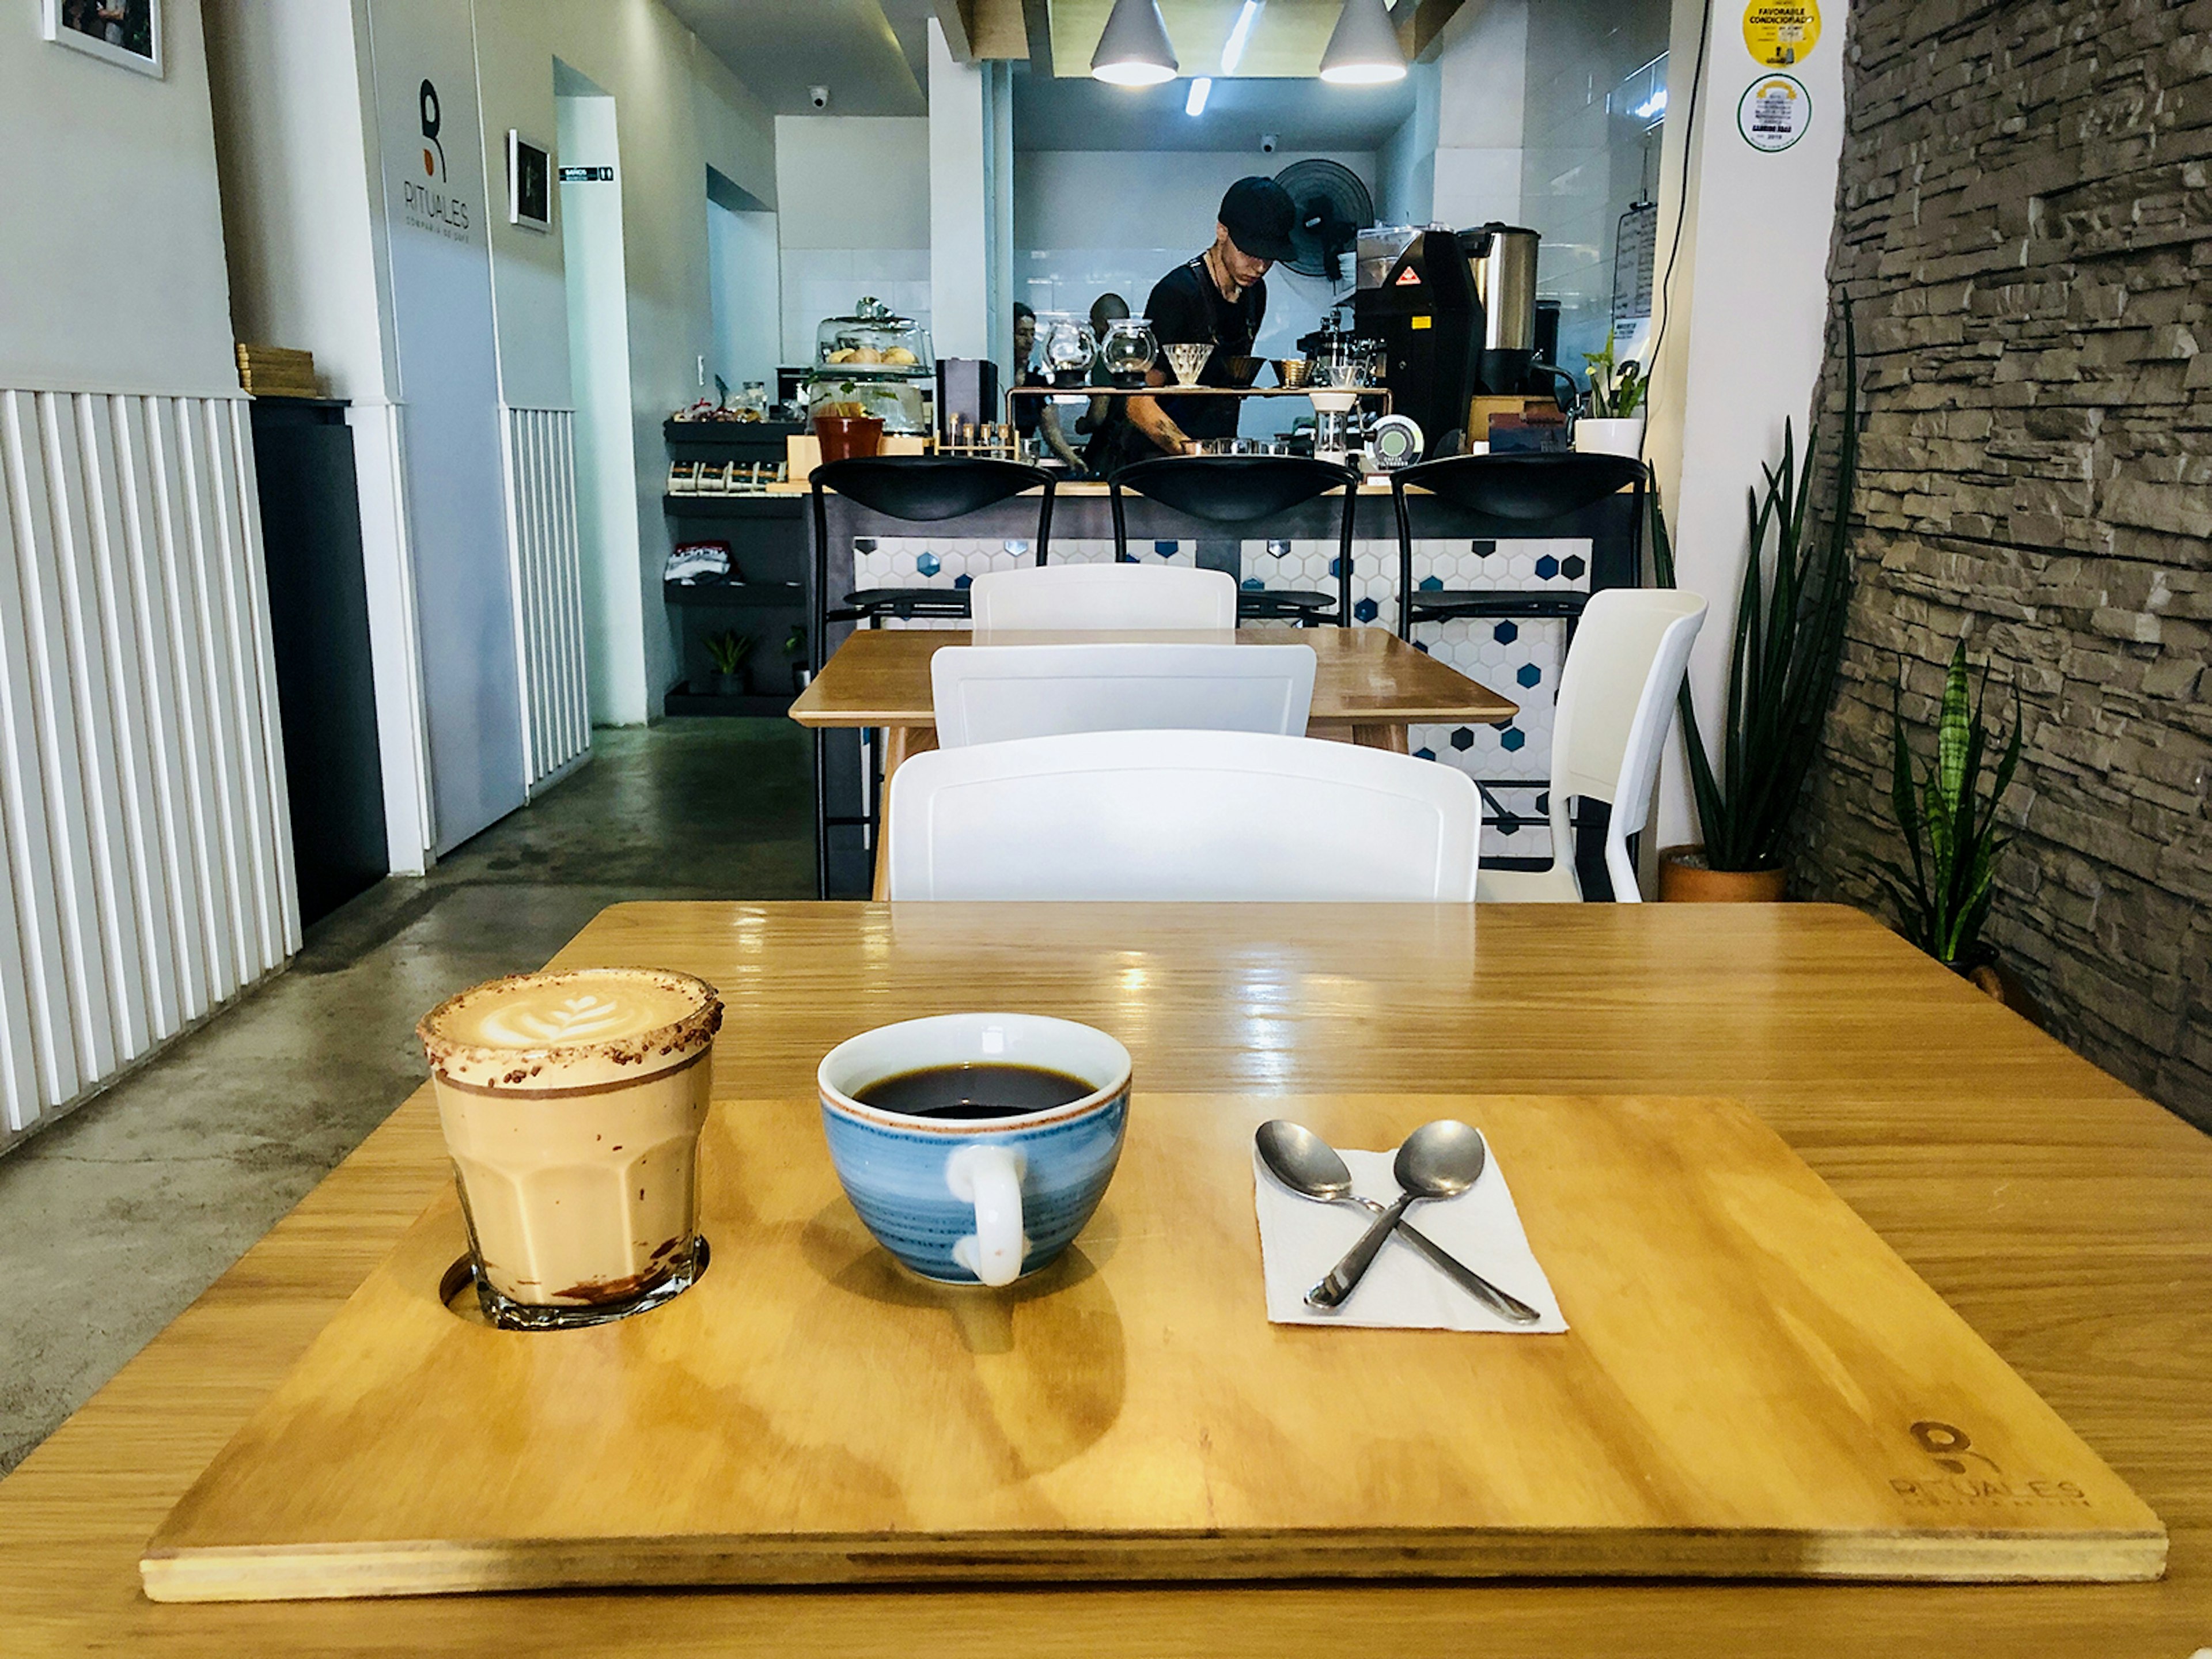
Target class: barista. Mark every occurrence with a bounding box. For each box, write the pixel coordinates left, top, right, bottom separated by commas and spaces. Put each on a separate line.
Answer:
1121, 177, 1297, 462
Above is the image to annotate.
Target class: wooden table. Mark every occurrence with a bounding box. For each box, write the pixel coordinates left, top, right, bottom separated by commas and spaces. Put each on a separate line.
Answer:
790, 627, 1519, 896
5, 902, 2208, 1654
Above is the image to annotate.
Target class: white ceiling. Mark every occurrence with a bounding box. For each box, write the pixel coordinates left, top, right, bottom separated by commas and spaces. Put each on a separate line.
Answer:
658, 0, 935, 116
666, 0, 1418, 152
1013, 63, 1415, 153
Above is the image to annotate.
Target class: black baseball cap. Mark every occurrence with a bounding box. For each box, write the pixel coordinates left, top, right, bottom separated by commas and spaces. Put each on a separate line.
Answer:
1218, 176, 1297, 263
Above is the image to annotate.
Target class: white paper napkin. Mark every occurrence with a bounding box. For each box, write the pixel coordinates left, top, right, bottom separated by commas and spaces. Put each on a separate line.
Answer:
1252, 1135, 1569, 1332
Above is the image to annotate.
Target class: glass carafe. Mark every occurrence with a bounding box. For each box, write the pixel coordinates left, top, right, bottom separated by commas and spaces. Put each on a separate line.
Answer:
1037, 313, 1098, 387
1098, 317, 1158, 387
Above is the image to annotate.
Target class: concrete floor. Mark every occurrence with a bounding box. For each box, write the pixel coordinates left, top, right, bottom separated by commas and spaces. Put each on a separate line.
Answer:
0, 718, 811, 1476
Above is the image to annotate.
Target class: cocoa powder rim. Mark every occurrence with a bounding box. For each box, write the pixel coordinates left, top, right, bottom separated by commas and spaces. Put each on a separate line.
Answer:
416, 967, 724, 1090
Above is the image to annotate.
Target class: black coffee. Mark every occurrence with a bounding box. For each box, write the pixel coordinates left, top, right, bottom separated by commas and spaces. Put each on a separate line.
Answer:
856, 1063, 1094, 1120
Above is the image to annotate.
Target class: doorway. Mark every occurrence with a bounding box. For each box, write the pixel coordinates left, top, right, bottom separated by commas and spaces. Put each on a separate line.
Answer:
706, 169, 779, 403
555, 61, 646, 725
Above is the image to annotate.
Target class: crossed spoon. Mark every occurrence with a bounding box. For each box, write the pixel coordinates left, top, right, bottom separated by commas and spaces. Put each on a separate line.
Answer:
1256, 1119, 1541, 1323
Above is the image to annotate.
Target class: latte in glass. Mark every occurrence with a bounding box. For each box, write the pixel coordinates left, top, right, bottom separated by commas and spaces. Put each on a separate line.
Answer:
416, 967, 722, 1330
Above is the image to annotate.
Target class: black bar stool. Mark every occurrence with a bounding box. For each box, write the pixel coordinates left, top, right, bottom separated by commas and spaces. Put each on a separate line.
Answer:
1107, 455, 1359, 626
809, 456, 1056, 897
1389, 452, 1645, 641
1389, 451, 1647, 881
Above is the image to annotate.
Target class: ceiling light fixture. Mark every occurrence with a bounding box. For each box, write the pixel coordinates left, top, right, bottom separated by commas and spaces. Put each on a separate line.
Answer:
1090, 0, 1178, 86
1185, 76, 1214, 116
1219, 0, 1263, 75
1318, 0, 1408, 85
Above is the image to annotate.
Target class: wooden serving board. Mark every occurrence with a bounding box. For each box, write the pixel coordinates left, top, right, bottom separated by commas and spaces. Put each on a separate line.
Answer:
142, 1092, 2165, 1601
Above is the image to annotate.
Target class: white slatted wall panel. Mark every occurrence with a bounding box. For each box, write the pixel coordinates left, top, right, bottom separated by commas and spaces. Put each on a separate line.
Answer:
0, 389, 298, 1145
499, 406, 590, 791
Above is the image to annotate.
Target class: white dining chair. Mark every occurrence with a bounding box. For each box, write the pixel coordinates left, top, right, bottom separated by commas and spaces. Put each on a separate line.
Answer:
886, 729, 1482, 901
1476, 586, 1709, 904
968, 563, 1238, 630
930, 642, 1317, 747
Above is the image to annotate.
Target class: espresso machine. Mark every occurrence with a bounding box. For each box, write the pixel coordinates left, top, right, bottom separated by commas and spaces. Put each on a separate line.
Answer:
1353, 222, 1543, 453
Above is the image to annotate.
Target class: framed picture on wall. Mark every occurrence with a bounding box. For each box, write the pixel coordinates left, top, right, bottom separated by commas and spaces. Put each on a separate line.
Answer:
508, 131, 552, 233
41, 0, 163, 77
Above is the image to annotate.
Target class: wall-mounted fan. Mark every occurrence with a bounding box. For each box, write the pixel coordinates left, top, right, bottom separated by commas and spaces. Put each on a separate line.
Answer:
1272, 158, 1374, 283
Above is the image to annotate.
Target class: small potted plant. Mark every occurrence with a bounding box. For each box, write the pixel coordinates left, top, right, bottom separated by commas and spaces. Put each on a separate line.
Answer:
782, 624, 809, 695
1573, 329, 1646, 458
1871, 636, 2037, 1014
704, 630, 753, 698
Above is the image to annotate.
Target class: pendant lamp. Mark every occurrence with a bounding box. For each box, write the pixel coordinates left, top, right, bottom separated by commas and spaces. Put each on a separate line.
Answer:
1319, 0, 1408, 84
1091, 0, 1178, 86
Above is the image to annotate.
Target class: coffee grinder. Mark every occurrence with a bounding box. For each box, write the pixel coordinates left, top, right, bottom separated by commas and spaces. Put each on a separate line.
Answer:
1353, 222, 1543, 454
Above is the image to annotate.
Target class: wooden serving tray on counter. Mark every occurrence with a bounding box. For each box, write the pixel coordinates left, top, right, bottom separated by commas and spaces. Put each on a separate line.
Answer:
142, 1092, 2164, 1601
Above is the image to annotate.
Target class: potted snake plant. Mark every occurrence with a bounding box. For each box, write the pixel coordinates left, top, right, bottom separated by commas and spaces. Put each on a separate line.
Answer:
1652, 293, 1858, 900
1872, 637, 2038, 1014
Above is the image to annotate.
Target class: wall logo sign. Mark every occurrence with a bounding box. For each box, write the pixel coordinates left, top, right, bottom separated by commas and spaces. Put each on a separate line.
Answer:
1737, 74, 1811, 152
559, 166, 616, 183
1743, 0, 1820, 66
402, 75, 474, 240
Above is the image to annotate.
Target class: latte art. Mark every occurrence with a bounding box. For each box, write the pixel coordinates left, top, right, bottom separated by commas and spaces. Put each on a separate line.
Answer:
476, 992, 651, 1047
428, 972, 709, 1055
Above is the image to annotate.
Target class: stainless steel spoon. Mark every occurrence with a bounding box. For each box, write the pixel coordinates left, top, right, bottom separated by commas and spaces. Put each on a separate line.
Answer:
1303, 1119, 1527, 1313
1257, 1120, 1540, 1323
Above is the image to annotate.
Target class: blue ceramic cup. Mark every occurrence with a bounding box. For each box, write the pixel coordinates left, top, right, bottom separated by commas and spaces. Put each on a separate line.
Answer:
817, 1013, 1131, 1286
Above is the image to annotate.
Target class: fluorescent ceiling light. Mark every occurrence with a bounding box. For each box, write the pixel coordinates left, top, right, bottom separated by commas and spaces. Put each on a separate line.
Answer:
1219, 1, 1262, 75
1185, 76, 1213, 116
1319, 0, 1407, 85
1090, 0, 1178, 86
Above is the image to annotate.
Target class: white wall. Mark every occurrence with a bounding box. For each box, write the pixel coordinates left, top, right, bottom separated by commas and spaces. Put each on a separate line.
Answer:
1, 3, 298, 1145
1518, 0, 1673, 371
1643, 0, 1847, 850
1432, 0, 1528, 228
774, 116, 933, 365
557, 89, 646, 729
1377, 62, 1440, 227
474, 0, 780, 721
0, 3, 237, 396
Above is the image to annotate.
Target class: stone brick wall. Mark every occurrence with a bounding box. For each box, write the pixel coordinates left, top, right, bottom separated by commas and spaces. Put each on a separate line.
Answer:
1796, 0, 2212, 1127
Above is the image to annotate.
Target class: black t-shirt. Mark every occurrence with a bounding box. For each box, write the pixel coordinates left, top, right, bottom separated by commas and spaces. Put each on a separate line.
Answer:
1141, 254, 1266, 444
1013, 366, 1047, 438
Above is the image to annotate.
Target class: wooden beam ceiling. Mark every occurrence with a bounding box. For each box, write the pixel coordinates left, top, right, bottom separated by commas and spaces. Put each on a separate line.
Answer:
934, 0, 1032, 60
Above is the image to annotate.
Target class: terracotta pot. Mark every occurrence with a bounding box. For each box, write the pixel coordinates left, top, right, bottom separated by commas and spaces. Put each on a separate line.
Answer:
1961, 958, 2047, 1028
813, 414, 884, 463
1657, 845, 1788, 902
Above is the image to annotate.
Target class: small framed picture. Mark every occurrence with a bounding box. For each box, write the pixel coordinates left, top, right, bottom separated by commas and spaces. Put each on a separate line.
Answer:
508, 131, 552, 233
42, 0, 163, 77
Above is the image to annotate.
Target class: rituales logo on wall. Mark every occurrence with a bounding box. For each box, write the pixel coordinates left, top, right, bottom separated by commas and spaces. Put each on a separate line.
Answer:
401, 78, 474, 241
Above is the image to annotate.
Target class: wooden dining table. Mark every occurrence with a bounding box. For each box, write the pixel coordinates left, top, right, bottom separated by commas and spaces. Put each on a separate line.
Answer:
789, 625, 1520, 896
3, 900, 2206, 1656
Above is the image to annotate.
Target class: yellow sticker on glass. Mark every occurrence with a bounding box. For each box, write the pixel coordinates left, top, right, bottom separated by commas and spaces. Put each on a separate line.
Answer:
1743, 0, 1819, 66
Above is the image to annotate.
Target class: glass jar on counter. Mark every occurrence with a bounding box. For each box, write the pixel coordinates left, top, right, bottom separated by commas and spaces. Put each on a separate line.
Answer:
1098, 317, 1158, 387
1036, 313, 1097, 387
815, 297, 933, 377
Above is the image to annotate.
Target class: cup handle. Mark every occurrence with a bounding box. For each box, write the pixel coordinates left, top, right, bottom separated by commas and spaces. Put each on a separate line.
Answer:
945, 1143, 1028, 1287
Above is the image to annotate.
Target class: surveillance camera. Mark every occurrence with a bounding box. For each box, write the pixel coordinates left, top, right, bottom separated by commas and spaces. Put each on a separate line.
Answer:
1259, 133, 1278, 154
809, 85, 830, 110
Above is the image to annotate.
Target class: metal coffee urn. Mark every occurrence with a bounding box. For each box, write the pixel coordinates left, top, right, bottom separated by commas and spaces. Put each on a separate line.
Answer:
1463, 222, 1541, 398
